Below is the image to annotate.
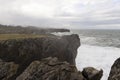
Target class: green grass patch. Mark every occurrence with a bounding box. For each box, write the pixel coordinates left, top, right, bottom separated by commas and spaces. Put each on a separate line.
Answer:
0, 34, 46, 40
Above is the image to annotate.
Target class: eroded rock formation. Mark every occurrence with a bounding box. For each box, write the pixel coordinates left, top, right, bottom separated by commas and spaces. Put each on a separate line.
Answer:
16, 57, 86, 80
0, 34, 80, 65
0, 34, 104, 80
0, 59, 19, 80
82, 67, 103, 80
0, 34, 81, 80
108, 57, 120, 80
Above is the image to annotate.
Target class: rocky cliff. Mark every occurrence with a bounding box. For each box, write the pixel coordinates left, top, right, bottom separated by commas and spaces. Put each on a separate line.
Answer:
0, 34, 80, 65
0, 34, 103, 80
0, 34, 80, 80
16, 57, 86, 80
108, 57, 120, 80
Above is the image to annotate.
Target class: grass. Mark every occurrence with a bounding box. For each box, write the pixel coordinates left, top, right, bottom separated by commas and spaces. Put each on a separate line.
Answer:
0, 34, 47, 40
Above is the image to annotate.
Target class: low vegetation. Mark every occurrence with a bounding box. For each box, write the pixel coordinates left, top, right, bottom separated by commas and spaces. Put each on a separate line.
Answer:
0, 34, 46, 40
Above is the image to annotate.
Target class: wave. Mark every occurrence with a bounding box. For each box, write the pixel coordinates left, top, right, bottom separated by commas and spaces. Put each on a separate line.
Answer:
52, 31, 120, 80
76, 44, 120, 80
51, 32, 73, 36
52, 31, 120, 48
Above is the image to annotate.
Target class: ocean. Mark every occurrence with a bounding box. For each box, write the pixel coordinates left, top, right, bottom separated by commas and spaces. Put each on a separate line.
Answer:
52, 29, 120, 80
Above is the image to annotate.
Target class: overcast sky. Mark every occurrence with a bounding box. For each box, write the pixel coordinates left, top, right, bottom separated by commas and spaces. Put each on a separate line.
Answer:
0, 0, 120, 29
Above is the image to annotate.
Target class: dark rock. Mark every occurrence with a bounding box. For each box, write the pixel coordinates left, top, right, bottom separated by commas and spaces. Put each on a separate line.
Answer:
0, 59, 19, 80
82, 67, 103, 80
0, 33, 104, 80
0, 34, 80, 65
46, 28, 70, 33
108, 57, 120, 80
42, 34, 80, 65
0, 34, 80, 79
16, 57, 86, 80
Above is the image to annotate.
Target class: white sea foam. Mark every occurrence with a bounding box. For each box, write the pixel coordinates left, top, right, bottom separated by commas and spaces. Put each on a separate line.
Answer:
76, 44, 120, 80
80, 36, 98, 45
52, 31, 120, 80
51, 32, 73, 36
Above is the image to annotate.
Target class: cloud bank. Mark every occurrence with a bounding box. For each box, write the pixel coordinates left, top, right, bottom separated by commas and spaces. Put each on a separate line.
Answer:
0, 0, 120, 29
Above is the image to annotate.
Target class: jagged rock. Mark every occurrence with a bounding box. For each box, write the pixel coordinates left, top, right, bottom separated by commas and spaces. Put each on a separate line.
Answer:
0, 59, 19, 80
16, 57, 85, 80
0, 34, 80, 65
0, 34, 80, 79
82, 67, 103, 80
108, 57, 120, 80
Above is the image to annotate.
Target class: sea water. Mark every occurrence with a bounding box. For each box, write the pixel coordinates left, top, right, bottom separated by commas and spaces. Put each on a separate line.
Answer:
52, 29, 120, 80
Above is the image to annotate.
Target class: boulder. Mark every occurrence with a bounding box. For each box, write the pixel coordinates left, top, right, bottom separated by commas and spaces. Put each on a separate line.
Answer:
108, 57, 120, 80
0, 59, 19, 80
16, 57, 85, 80
82, 67, 103, 80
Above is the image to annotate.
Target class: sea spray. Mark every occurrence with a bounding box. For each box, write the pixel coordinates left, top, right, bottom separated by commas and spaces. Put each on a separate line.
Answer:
76, 44, 120, 80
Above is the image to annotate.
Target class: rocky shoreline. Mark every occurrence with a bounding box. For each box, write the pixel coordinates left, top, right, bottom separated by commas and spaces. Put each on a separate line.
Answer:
0, 33, 119, 80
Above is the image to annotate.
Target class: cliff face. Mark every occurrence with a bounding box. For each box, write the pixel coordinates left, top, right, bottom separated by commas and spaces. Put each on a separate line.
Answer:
0, 34, 103, 80
0, 34, 80, 65
108, 57, 120, 80
0, 34, 80, 80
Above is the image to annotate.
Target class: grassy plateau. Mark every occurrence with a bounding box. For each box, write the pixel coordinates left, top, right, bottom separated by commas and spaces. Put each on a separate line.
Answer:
0, 34, 46, 40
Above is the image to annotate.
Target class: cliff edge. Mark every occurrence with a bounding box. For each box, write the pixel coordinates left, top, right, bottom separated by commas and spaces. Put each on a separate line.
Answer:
0, 34, 80, 65
0, 34, 80, 80
0, 34, 103, 80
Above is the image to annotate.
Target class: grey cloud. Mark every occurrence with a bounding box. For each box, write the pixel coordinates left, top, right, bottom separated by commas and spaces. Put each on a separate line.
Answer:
0, 0, 120, 29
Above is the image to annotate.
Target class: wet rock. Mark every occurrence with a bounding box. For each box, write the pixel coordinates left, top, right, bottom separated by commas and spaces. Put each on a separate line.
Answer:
0, 59, 19, 80
16, 57, 85, 80
108, 57, 120, 80
82, 67, 103, 80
